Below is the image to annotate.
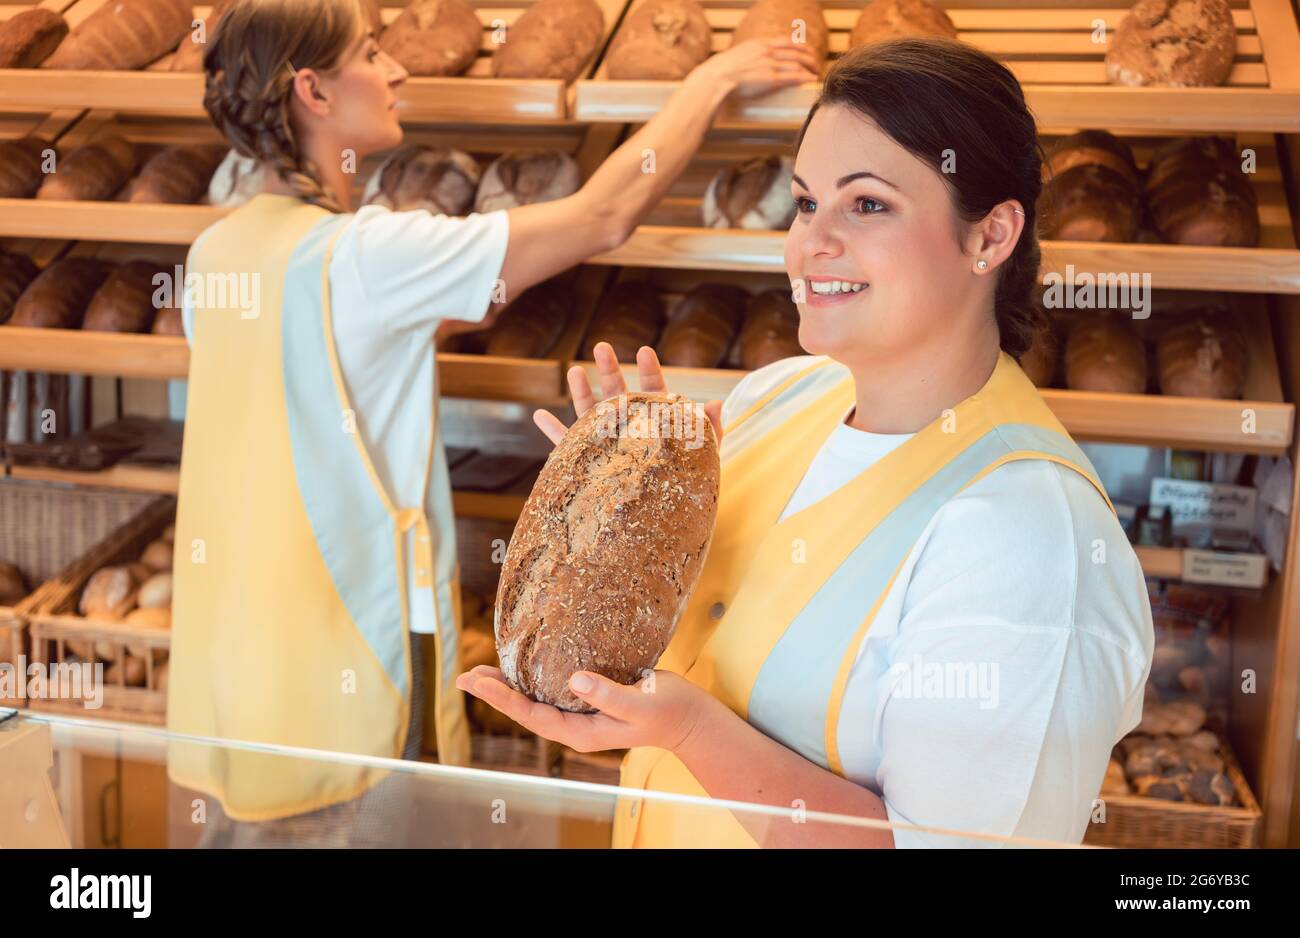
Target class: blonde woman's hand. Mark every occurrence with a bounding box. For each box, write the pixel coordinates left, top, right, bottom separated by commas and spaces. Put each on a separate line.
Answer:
532, 342, 724, 447
456, 665, 722, 754
686, 38, 822, 100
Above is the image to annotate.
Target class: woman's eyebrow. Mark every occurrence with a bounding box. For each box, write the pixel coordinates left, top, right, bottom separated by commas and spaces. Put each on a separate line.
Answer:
792, 171, 900, 192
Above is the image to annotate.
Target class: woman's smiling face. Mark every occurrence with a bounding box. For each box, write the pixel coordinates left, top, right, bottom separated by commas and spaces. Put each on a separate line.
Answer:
785, 103, 978, 369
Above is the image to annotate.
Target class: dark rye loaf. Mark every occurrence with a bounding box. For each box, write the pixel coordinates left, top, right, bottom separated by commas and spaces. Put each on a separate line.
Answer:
495, 391, 720, 711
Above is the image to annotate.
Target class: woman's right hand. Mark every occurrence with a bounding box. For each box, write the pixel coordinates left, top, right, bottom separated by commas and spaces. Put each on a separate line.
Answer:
533, 343, 724, 447
686, 38, 822, 100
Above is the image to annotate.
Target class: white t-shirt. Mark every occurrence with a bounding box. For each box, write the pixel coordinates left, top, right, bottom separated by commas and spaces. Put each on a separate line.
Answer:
721, 356, 1154, 848
186, 203, 511, 636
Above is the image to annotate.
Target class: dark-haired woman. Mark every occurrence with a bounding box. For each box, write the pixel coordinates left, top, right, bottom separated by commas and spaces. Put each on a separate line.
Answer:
460, 38, 1155, 848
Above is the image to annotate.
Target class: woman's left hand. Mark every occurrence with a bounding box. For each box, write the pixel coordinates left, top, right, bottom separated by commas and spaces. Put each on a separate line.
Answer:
455, 666, 718, 754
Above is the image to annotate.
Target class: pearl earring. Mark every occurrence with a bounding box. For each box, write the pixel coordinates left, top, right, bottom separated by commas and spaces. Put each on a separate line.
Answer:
976, 259, 988, 270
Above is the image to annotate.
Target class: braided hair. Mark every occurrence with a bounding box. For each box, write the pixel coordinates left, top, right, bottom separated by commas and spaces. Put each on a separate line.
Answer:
203, 0, 366, 213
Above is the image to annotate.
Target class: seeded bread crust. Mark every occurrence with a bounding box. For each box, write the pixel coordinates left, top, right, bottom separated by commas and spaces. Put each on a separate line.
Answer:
495, 391, 720, 711
1105, 0, 1235, 87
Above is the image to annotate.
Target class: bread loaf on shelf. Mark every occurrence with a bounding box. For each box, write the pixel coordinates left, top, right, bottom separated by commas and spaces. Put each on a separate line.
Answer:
604, 0, 712, 80
79, 565, 137, 618
490, 0, 605, 81
36, 136, 137, 202
0, 136, 56, 198
1144, 136, 1259, 247
658, 283, 748, 368
484, 280, 572, 358
83, 261, 164, 334
582, 281, 666, 361
363, 145, 481, 215
702, 155, 796, 230
151, 306, 184, 336
43, 0, 193, 71
1039, 164, 1142, 243
1044, 130, 1139, 185
1065, 316, 1148, 394
850, 0, 957, 48
474, 151, 581, 212
379, 0, 481, 76
737, 288, 804, 370
0, 8, 69, 68
1018, 316, 1060, 388
0, 252, 40, 325
1105, 0, 1236, 88
496, 390, 720, 711
10, 257, 112, 329
129, 145, 227, 203
731, 0, 828, 64
1157, 309, 1248, 399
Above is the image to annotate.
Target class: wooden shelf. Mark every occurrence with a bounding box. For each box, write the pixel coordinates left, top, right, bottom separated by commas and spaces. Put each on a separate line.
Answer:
0, 328, 189, 379
0, 0, 627, 122
575, 0, 1300, 132
7, 462, 179, 494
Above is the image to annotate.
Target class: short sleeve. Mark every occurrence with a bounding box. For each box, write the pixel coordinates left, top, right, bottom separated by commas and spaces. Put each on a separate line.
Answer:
334, 206, 510, 335
867, 462, 1152, 848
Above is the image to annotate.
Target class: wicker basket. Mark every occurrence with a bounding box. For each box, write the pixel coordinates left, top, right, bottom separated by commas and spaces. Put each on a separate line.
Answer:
26, 497, 176, 725
0, 480, 162, 706
1084, 737, 1261, 848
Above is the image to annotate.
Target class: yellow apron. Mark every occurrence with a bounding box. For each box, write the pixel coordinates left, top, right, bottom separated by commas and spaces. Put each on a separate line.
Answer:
167, 195, 469, 821
613, 351, 1113, 847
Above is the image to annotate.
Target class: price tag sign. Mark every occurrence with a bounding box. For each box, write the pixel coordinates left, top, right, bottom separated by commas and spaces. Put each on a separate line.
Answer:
1149, 478, 1256, 537
1181, 550, 1268, 588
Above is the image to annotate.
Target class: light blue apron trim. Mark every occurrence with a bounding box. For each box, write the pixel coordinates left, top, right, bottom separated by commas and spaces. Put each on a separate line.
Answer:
746, 422, 1103, 768
281, 214, 408, 696
721, 358, 853, 462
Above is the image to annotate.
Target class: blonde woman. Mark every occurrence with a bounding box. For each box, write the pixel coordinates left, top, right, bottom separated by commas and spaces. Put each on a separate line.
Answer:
165, 0, 818, 845
460, 39, 1155, 848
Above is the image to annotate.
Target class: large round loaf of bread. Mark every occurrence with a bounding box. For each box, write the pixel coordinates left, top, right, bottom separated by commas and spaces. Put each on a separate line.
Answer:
495, 391, 720, 711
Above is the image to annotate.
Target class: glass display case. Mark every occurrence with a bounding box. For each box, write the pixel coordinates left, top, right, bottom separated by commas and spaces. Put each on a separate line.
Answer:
0, 707, 1084, 849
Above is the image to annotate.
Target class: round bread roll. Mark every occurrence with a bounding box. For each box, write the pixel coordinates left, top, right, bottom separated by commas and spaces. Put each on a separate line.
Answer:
1044, 130, 1139, 185
1065, 317, 1147, 393
379, 0, 481, 77
495, 391, 720, 712
850, 0, 957, 48
124, 606, 171, 663
1157, 310, 1247, 399
137, 572, 173, 609
730, 0, 828, 65
1018, 317, 1059, 388
79, 565, 135, 618
140, 539, 173, 572
1038, 164, 1141, 242
474, 151, 581, 213
702, 156, 796, 230
363, 145, 481, 216
0, 561, 27, 606
605, 0, 712, 79
1132, 773, 1188, 801
1145, 136, 1258, 247
490, 0, 605, 81
1106, 0, 1236, 88
1186, 768, 1234, 806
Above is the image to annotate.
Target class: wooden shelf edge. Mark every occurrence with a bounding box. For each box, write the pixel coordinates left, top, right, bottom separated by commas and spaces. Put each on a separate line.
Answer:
7, 463, 180, 494
0, 328, 189, 379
